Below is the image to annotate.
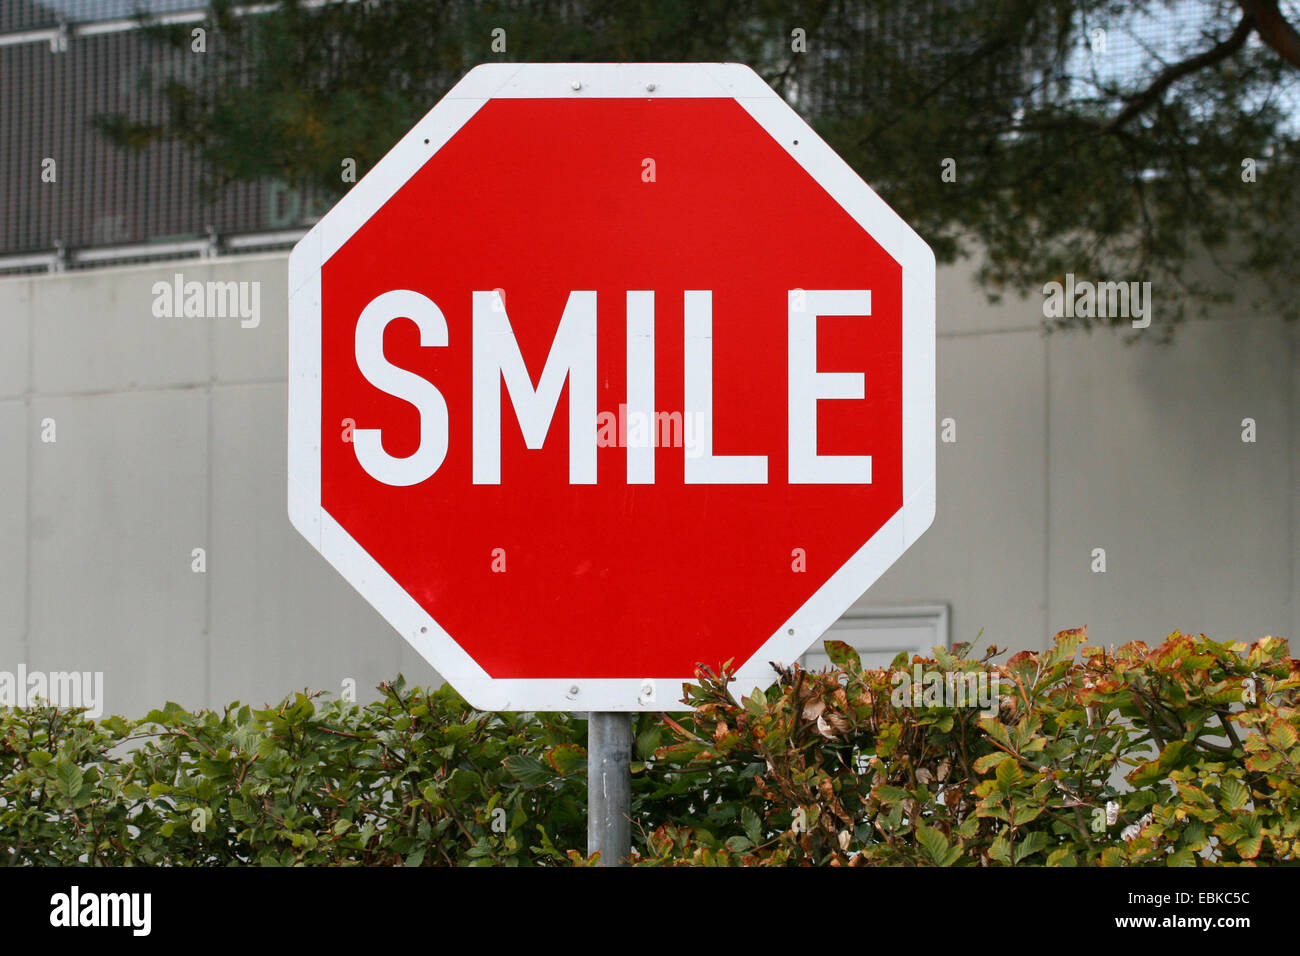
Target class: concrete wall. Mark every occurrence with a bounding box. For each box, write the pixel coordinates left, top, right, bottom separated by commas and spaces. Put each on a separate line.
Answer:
0, 252, 1295, 715
865, 256, 1298, 654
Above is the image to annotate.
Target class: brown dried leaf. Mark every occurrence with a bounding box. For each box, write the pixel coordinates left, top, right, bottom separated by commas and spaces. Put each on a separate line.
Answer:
802, 696, 826, 721
826, 712, 852, 735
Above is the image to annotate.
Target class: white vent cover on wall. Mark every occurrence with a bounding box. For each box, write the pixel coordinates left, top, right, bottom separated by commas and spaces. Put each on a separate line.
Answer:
799, 604, 950, 672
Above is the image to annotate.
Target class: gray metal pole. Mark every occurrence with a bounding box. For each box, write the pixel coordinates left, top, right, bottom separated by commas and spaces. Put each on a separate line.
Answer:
587, 711, 632, 865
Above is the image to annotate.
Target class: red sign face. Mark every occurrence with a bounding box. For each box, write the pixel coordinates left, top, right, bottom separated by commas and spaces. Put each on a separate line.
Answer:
290, 64, 935, 711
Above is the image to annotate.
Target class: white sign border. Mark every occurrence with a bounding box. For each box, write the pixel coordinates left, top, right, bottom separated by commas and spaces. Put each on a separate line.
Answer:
288, 62, 935, 712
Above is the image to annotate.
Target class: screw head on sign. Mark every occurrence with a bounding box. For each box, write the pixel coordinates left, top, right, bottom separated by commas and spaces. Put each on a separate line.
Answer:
646, 83, 656, 92
570, 80, 581, 91
566, 685, 580, 699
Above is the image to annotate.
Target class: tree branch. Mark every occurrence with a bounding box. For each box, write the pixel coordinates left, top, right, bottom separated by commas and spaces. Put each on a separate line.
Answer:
1105, 14, 1255, 132
1239, 0, 1300, 68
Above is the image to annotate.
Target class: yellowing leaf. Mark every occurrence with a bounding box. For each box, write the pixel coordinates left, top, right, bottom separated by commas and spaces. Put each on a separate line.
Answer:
995, 756, 1023, 792
1219, 777, 1249, 813
1267, 720, 1298, 751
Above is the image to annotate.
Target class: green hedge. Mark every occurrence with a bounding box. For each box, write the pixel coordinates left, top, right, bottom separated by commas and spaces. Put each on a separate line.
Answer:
1, 630, 1296, 865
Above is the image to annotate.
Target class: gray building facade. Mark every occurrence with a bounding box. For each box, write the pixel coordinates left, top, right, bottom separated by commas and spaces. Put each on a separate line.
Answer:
1, 252, 1294, 715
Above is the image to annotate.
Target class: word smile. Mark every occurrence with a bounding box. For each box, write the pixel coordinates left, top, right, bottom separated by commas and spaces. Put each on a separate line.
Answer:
351, 288, 874, 487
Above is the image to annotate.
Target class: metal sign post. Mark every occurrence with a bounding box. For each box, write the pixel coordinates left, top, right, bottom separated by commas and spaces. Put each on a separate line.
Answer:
587, 712, 632, 865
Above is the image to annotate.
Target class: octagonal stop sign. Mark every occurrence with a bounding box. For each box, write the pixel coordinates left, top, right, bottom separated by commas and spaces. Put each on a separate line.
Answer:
288, 63, 935, 712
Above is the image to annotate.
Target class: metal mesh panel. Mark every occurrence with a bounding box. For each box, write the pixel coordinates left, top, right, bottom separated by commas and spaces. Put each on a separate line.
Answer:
0, 1, 1289, 273
1073, 1, 1236, 95
0, 2, 314, 273
1, 1, 207, 35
